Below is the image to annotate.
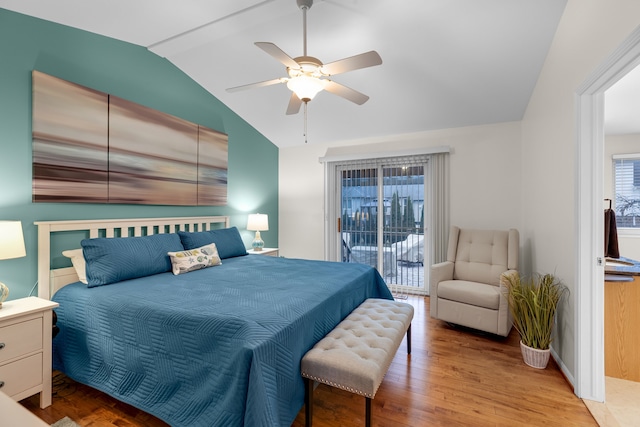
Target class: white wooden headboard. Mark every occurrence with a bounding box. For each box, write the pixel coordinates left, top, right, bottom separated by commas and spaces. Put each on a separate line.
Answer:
35, 216, 230, 300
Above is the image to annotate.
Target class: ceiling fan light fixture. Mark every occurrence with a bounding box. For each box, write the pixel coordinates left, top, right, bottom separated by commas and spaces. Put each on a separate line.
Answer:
287, 75, 324, 102
226, 0, 382, 127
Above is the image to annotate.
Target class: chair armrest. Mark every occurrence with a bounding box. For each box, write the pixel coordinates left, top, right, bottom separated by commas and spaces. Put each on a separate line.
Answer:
498, 269, 519, 336
430, 261, 454, 287
499, 269, 519, 298
429, 261, 454, 318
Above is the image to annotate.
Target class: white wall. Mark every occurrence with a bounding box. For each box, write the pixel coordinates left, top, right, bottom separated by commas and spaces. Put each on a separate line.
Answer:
521, 0, 640, 379
279, 121, 522, 261
279, 142, 328, 260
605, 133, 640, 261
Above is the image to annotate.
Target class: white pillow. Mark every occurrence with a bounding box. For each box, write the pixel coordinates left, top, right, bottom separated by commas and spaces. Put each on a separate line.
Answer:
168, 243, 222, 276
62, 248, 88, 284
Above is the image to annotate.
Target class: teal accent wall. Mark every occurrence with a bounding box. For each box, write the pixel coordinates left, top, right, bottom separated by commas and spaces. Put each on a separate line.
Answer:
0, 9, 279, 299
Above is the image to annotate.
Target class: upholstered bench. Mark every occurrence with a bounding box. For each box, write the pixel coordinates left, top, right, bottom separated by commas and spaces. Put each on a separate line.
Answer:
301, 298, 414, 427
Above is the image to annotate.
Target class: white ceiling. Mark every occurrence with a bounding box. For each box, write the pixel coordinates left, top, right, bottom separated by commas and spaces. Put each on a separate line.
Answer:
5, 0, 634, 147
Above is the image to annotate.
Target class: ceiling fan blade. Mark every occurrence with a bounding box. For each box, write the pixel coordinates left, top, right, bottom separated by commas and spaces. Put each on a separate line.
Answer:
226, 77, 287, 93
321, 51, 382, 76
323, 80, 369, 105
286, 93, 303, 115
255, 42, 300, 69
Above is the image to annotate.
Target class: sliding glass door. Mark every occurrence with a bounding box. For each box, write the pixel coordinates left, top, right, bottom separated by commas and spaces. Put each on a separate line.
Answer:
338, 157, 427, 296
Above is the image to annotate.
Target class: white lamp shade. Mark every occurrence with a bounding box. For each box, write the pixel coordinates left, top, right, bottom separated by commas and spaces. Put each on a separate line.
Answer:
286, 75, 325, 101
247, 214, 269, 231
0, 221, 26, 260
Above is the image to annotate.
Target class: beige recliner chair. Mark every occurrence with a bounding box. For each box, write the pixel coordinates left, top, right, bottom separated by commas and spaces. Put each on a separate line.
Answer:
429, 226, 519, 337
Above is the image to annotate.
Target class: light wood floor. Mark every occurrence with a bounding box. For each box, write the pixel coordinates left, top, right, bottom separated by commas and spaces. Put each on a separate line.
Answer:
583, 376, 640, 426
21, 296, 597, 426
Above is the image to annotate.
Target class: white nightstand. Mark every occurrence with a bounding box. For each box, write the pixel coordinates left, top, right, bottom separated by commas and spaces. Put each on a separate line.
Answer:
0, 297, 59, 409
246, 248, 279, 257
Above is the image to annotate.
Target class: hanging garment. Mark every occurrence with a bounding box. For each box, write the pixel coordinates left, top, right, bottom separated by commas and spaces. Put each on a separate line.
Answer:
605, 208, 620, 258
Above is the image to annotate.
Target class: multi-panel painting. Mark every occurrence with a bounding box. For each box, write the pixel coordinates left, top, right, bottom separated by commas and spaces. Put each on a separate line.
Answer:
32, 71, 109, 203
32, 71, 228, 206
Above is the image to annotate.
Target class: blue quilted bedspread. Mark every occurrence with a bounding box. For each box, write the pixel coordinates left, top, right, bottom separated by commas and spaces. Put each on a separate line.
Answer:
52, 255, 392, 426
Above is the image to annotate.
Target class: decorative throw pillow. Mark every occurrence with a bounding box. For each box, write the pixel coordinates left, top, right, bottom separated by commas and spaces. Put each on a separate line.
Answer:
178, 226, 248, 259
168, 243, 222, 275
62, 248, 88, 284
81, 233, 184, 287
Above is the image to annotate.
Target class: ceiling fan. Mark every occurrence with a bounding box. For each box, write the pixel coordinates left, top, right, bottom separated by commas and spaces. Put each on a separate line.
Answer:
226, 0, 382, 116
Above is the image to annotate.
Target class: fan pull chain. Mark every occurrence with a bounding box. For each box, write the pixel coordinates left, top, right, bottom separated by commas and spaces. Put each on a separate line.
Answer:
304, 102, 308, 143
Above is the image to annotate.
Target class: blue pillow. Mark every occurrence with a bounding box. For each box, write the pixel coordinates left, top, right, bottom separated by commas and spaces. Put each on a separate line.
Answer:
81, 233, 184, 287
178, 227, 247, 259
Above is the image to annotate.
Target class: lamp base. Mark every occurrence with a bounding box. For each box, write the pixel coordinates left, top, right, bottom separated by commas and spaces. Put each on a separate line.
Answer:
0, 281, 9, 309
252, 231, 264, 251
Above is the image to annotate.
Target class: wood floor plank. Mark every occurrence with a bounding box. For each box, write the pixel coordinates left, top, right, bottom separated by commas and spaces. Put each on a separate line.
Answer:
21, 296, 596, 426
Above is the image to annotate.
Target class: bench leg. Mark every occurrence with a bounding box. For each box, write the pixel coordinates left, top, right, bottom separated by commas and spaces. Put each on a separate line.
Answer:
407, 323, 412, 354
365, 397, 372, 427
305, 378, 313, 427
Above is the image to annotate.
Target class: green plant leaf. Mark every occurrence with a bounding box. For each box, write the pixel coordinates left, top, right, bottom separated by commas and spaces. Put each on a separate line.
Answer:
502, 272, 568, 350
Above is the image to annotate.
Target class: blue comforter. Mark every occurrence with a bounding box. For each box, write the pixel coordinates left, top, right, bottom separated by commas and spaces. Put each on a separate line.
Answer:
53, 255, 392, 426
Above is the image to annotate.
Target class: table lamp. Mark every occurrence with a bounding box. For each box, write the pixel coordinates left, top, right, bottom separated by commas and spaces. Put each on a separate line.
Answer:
247, 214, 269, 251
0, 221, 26, 308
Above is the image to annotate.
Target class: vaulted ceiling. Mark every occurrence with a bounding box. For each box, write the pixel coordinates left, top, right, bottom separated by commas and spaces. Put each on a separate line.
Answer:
5, 0, 633, 147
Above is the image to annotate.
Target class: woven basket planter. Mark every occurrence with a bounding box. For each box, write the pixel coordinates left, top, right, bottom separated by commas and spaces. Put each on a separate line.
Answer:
520, 341, 551, 369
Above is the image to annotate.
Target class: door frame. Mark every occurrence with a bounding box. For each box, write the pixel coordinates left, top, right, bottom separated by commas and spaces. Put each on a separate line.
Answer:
576, 25, 640, 402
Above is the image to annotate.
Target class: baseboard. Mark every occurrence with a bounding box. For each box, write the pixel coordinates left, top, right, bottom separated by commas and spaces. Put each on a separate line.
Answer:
550, 345, 576, 392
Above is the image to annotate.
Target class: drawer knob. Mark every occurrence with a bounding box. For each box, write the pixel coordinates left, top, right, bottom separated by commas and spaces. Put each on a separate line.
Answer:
0, 343, 4, 350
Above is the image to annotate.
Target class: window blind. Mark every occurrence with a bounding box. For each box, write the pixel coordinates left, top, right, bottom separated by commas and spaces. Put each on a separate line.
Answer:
613, 157, 640, 228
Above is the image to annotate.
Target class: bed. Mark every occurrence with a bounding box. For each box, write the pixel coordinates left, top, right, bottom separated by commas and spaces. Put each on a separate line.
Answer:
36, 216, 392, 427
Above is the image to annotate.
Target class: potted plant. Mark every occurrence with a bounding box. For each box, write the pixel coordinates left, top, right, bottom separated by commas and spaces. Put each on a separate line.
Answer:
502, 273, 568, 369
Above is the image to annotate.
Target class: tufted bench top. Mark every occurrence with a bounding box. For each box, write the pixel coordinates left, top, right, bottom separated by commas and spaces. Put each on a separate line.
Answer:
301, 298, 414, 399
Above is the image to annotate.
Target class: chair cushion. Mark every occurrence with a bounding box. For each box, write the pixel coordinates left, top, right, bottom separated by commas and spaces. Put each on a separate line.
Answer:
437, 280, 501, 310
453, 229, 509, 285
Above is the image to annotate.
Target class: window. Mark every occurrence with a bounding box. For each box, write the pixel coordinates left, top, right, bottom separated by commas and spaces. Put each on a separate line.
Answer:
613, 155, 640, 228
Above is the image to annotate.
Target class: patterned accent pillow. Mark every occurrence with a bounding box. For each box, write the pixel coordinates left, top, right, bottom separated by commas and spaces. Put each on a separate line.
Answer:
168, 243, 222, 275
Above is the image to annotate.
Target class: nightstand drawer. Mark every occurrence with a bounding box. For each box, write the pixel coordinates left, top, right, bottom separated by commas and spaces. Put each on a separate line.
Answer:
0, 353, 43, 397
0, 318, 43, 364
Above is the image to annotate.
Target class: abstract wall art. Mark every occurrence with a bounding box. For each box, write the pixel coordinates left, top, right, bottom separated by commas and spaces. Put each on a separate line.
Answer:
32, 71, 228, 206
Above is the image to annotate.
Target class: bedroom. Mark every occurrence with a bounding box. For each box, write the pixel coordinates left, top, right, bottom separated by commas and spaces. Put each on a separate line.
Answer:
1, 1, 640, 425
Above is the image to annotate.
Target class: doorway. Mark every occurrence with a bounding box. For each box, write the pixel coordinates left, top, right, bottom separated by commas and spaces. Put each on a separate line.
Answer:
576, 25, 640, 402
